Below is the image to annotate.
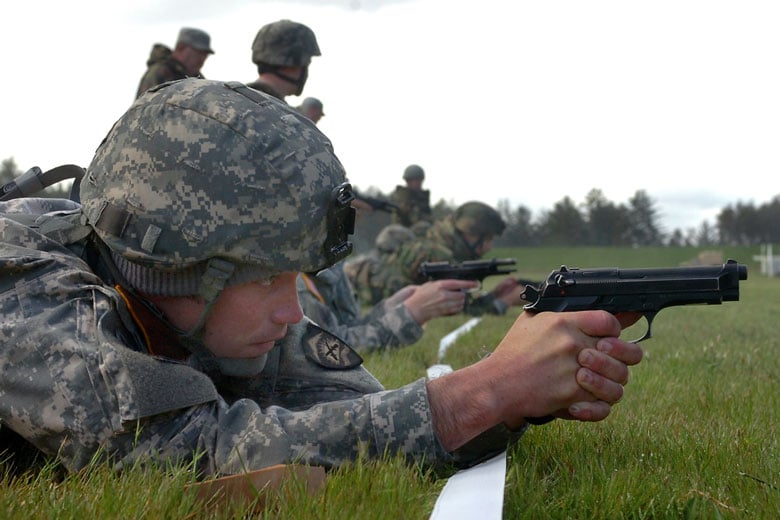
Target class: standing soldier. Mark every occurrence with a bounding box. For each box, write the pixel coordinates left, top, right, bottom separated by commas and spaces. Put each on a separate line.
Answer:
247, 19, 321, 101
136, 27, 214, 99
389, 164, 432, 230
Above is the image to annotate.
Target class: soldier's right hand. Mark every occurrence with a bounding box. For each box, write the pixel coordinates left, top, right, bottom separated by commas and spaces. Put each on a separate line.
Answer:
403, 280, 478, 324
426, 310, 642, 451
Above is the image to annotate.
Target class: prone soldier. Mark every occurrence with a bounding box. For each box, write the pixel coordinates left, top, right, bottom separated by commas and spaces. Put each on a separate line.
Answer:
379, 201, 529, 315
0, 79, 642, 478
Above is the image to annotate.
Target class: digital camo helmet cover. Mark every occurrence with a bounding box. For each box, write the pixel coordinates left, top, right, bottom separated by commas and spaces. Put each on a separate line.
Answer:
81, 79, 351, 286
454, 201, 506, 236
251, 19, 321, 67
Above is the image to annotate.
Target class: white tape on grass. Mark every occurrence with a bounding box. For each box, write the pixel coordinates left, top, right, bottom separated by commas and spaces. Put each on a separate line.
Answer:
437, 317, 482, 361
429, 451, 507, 520
427, 316, 505, 520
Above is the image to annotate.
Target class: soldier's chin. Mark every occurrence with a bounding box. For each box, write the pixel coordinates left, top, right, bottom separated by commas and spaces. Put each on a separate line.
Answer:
215, 354, 268, 378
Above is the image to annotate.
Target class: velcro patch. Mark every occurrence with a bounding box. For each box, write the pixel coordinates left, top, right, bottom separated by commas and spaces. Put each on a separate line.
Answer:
301, 322, 363, 370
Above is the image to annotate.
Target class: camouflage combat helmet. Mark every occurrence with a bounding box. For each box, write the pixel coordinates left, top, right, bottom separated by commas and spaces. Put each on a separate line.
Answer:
375, 224, 415, 254
251, 19, 321, 67
403, 164, 425, 181
81, 78, 354, 299
453, 201, 505, 237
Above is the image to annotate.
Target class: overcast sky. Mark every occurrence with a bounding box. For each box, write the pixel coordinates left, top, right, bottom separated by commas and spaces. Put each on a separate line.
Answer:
2, 0, 778, 232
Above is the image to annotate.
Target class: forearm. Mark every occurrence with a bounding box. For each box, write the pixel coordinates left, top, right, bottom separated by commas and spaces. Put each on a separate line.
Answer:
426, 361, 505, 451
109, 378, 454, 476
303, 294, 422, 352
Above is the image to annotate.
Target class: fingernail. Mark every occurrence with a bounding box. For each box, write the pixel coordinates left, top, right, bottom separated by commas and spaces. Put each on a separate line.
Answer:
580, 350, 593, 366
597, 339, 613, 354
570, 404, 581, 414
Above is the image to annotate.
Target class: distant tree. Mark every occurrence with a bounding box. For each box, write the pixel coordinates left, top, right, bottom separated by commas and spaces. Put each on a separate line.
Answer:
684, 227, 698, 247
716, 205, 739, 245
667, 228, 685, 247
537, 196, 587, 246
495, 198, 536, 247
581, 188, 630, 245
759, 196, 780, 243
695, 221, 717, 246
1, 157, 20, 184
726, 201, 760, 245
627, 190, 664, 246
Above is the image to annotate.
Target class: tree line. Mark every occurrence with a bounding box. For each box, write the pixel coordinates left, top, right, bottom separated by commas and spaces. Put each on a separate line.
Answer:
358, 185, 779, 249
494, 188, 780, 247
2, 157, 776, 248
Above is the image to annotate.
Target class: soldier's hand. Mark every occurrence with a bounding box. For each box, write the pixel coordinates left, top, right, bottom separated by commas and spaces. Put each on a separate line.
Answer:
403, 280, 477, 324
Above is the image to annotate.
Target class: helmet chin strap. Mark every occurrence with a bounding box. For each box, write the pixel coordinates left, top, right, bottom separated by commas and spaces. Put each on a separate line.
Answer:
179, 258, 271, 379
181, 257, 235, 338
105, 253, 268, 380
458, 230, 484, 259
272, 66, 308, 96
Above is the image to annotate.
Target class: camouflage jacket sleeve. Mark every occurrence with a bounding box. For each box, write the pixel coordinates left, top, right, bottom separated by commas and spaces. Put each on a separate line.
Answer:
297, 275, 423, 352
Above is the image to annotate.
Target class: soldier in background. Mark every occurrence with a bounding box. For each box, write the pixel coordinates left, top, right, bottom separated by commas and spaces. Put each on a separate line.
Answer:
296, 97, 325, 123
344, 224, 416, 306
247, 19, 320, 101
298, 261, 473, 353
135, 27, 214, 99
299, 222, 470, 353
389, 164, 432, 229
379, 201, 528, 315
0, 80, 641, 478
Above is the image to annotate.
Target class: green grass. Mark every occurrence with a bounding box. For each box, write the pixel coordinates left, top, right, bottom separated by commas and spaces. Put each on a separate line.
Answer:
2, 246, 778, 518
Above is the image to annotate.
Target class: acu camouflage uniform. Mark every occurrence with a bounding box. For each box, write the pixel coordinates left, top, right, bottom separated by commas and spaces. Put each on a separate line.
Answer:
0, 80, 516, 477
390, 185, 432, 228
344, 224, 416, 307
297, 263, 423, 353
380, 216, 510, 315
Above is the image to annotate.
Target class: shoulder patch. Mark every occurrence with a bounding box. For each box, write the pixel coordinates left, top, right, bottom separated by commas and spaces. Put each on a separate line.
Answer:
301, 322, 363, 369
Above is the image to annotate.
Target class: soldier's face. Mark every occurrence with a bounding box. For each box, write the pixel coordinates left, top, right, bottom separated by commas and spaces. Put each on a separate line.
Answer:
406, 179, 423, 190
476, 236, 494, 257
181, 47, 210, 75
153, 271, 303, 358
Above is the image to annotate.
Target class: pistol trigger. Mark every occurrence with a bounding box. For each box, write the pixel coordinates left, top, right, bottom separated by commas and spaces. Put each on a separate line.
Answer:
634, 312, 656, 343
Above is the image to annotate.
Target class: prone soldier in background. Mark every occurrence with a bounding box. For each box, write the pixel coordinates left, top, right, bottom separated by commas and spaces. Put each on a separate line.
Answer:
299, 221, 475, 353
379, 201, 528, 315
297, 260, 475, 353
0, 79, 642, 479
389, 164, 433, 230
345, 224, 417, 307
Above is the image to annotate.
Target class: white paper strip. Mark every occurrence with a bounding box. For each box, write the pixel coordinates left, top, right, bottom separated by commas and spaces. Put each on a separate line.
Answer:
437, 317, 482, 361
429, 451, 507, 520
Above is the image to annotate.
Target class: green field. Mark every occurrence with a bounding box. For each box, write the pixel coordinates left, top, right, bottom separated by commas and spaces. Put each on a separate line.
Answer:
2, 246, 778, 519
